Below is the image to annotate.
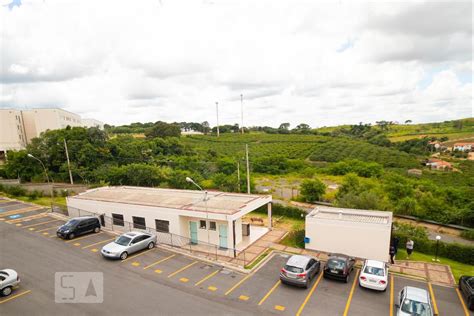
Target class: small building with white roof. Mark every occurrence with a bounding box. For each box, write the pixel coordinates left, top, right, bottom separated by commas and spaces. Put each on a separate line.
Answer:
305, 206, 392, 262
66, 186, 272, 252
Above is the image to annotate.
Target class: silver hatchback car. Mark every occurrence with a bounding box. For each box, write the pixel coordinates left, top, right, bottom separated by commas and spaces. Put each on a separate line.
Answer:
280, 255, 321, 288
0, 269, 20, 296
101, 231, 157, 260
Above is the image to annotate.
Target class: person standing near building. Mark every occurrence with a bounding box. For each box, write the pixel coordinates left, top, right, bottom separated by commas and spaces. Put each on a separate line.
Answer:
406, 238, 414, 259
393, 236, 400, 255
389, 245, 396, 264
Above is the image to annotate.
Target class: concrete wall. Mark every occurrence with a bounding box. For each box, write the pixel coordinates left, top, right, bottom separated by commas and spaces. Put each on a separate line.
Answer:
23, 109, 83, 142
305, 217, 392, 262
0, 109, 27, 151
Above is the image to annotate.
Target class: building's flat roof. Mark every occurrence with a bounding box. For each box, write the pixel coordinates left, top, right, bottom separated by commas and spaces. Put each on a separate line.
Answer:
70, 186, 271, 215
307, 206, 391, 225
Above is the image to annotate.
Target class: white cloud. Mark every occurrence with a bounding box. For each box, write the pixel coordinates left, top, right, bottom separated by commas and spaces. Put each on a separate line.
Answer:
0, 0, 472, 127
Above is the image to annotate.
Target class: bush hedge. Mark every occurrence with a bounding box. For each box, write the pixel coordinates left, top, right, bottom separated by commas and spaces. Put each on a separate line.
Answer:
393, 231, 474, 265
254, 203, 306, 220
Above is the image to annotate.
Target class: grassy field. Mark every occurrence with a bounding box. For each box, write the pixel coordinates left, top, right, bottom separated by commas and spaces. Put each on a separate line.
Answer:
396, 249, 471, 283
0, 194, 67, 208
389, 131, 474, 142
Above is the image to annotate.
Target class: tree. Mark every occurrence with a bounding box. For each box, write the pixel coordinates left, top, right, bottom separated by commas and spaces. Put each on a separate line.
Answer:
145, 121, 181, 138
300, 178, 326, 202
404, 120, 412, 124
279, 123, 290, 130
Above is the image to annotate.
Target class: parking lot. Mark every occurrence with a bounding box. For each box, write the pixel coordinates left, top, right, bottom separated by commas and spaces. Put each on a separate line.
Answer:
1, 197, 472, 315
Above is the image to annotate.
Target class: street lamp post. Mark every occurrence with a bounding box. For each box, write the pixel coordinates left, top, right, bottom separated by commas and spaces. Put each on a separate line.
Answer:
185, 177, 210, 245
27, 154, 54, 210
433, 235, 441, 262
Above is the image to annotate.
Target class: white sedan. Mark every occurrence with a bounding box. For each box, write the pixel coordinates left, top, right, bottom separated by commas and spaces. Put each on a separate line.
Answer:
359, 260, 388, 291
0, 269, 20, 296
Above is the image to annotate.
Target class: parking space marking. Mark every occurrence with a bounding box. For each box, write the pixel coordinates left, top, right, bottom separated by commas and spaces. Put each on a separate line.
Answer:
121, 248, 155, 263
0, 290, 32, 305
15, 223, 22, 226
73, 242, 81, 246
42, 232, 49, 235
154, 269, 163, 274
455, 288, 470, 316
428, 283, 439, 316
22, 219, 61, 229
208, 286, 217, 292
168, 261, 198, 278
6, 212, 47, 223
274, 305, 285, 311
343, 269, 359, 316
195, 269, 220, 286
131, 262, 141, 267
65, 232, 104, 243
91, 248, 99, 253
179, 278, 189, 283
258, 280, 281, 306
143, 254, 176, 270
239, 295, 249, 301
390, 274, 394, 316
36, 225, 59, 233
0, 206, 43, 218
225, 273, 253, 296
82, 238, 115, 249
295, 271, 324, 316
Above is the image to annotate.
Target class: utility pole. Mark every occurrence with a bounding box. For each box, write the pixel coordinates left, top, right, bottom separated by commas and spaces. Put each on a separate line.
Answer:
237, 161, 241, 193
216, 101, 220, 137
245, 144, 250, 194
240, 94, 244, 134
64, 139, 73, 185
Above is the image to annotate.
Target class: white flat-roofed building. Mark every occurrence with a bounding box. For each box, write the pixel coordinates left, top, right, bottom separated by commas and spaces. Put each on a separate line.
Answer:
305, 206, 392, 262
82, 118, 104, 130
0, 109, 27, 155
67, 186, 272, 251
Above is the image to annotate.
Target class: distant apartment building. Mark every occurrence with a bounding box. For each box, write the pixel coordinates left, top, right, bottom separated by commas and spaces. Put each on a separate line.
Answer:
82, 118, 104, 130
453, 142, 474, 151
0, 108, 104, 159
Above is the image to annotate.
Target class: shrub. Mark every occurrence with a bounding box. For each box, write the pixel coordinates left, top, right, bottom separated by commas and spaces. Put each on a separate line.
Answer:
300, 179, 326, 202
253, 203, 306, 220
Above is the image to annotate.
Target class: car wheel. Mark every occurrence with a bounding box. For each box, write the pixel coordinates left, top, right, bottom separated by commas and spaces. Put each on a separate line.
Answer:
120, 252, 128, 260
358, 282, 363, 288
69, 233, 75, 239
94, 227, 100, 233
1, 286, 12, 297
148, 242, 155, 249
344, 275, 349, 283
382, 287, 387, 292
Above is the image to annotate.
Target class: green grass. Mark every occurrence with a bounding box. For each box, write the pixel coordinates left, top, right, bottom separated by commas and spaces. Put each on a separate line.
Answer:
244, 249, 271, 269
0, 194, 67, 208
396, 249, 472, 283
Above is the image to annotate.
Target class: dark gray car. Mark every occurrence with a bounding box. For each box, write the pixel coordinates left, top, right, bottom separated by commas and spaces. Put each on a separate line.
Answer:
280, 255, 321, 288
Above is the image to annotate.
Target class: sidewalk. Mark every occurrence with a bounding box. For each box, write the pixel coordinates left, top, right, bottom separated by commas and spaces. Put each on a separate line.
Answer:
390, 261, 456, 286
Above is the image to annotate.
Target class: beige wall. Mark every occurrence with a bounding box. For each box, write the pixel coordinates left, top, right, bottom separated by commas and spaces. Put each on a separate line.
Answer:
305, 217, 392, 262
23, 109, 83, 142
0, 109, 27, 151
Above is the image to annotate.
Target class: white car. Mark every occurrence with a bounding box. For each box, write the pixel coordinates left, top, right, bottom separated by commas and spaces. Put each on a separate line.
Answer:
0, 269, 20, 296
359, 260, 388, 291
101, 231, 157, 260
396, 286, 433, 316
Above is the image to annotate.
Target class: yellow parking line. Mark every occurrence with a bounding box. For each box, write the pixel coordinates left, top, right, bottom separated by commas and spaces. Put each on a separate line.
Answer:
65, 232, 103, 243
343, 270, 359, 316
195, 269, 220, 286
258, 280, 281, 306
455, 288, 470, 316
1, 207, 43, 218
239, 295, 249, 301
296, 271, 324, 316
21, 219, 60, 228
0, 290, 32, 304
274, 305, 285, 311
225, 273, 253, 296
168, 261, 198, 278
121, 248, 155, 263
428, 283, 439, 316
390, 274, 394, 316
208, 286, 217, 292
36, 225, 59, 233
82, 238, 115, 249
143, 254, 176, 270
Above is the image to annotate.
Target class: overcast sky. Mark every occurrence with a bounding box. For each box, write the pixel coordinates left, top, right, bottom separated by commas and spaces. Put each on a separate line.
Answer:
1, 0, 472, 128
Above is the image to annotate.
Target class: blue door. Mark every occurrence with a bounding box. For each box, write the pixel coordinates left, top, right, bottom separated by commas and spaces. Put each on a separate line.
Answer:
219, 224, 228, 249
189, 222, 198, 244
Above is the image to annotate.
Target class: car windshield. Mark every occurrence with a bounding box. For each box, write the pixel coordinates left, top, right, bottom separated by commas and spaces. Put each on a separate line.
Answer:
0, 272, 7, 281
327, 259, 345, 270
364, 266, 385, 276
284, 265, 304, 273
401, 299, 432, 316
64, 219, 79, 227
115, 236, 132, 246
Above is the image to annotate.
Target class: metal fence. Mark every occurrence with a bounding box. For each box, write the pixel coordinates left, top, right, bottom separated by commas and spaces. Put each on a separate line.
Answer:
52, 203, 249, 267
